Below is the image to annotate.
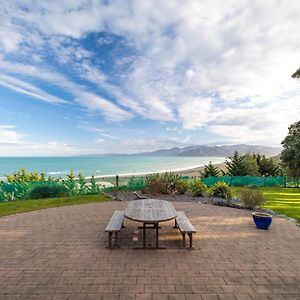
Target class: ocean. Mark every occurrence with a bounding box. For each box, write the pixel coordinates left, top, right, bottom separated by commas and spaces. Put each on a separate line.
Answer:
0, 156, 224, 179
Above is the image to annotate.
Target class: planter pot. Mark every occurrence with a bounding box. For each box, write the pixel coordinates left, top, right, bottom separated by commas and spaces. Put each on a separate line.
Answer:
252, 212, 272, 230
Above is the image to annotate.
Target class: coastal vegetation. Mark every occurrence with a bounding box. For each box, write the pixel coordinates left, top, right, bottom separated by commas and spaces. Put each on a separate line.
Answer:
0, 169, 103, 202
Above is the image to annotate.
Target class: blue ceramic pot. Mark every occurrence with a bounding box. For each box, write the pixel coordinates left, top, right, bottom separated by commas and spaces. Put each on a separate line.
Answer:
252, 212, 272, 230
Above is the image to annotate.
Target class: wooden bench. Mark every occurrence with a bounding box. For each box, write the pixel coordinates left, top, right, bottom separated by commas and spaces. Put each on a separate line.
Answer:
105, 211, 125, 248
174, 211, 196, 249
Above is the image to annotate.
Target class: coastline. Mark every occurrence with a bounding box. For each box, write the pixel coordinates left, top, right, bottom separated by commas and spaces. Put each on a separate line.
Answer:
90, 161, 226, 182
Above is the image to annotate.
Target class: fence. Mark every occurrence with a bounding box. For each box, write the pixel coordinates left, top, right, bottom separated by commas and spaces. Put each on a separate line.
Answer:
201, 176, 286, 187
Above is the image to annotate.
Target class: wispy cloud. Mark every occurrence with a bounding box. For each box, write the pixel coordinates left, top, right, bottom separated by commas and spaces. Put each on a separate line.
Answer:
0, 74, 67, 104
0, 0, 299, 153
0, 124, 22, 143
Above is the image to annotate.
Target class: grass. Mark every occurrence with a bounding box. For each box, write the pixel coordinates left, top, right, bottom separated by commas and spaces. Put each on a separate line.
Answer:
0, 194, 111, 218
233, 187, 300, 222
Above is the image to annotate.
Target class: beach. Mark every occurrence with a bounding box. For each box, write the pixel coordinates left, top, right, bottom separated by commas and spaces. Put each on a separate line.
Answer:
92, 161, 227, 187
175, 162, 226, 177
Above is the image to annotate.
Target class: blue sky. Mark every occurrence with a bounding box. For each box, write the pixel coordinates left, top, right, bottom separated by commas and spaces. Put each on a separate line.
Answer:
0, 0, 299, 156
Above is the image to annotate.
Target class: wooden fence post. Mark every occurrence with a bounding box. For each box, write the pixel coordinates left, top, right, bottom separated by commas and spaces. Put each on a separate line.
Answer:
115, 174, 119, 195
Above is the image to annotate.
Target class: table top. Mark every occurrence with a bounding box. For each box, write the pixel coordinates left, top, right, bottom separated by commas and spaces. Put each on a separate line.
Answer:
124, 199, 177, 223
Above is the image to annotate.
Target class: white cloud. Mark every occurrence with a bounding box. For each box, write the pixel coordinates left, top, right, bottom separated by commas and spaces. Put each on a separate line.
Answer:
178, 98, 213, 129
0, 59, 133, 122
0, 125, 20, 143
74, 91, 133, 122
0, 74, 67, 104
0, 0, 300, 149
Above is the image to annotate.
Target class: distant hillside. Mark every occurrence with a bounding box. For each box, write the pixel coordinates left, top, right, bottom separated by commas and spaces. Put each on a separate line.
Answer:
134, 144, 281, 158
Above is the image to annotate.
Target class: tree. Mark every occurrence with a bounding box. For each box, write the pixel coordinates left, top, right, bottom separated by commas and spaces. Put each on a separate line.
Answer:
253, 154, 281, 176
225, 151, 249, 176
292, 68, 300, 79
281, 121, 300, 185
200, 161, 220, 178
243, 154, 260, 176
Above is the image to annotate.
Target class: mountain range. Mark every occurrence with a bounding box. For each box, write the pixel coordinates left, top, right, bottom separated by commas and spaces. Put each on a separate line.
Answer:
131, 144, 281, 158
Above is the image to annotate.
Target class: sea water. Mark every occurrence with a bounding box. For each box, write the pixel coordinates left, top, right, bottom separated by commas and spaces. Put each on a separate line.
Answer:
0, 156, 224, 179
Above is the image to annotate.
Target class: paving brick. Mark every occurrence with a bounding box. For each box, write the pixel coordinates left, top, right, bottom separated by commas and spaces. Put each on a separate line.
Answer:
0, 201, 299, 300
202, 294, 219, 300
135, 294, 152, 300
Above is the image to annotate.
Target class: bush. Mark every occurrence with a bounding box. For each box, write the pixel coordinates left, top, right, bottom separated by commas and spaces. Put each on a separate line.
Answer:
28, 183, 68, 199
189, 180, 207, 197
6, 168, 46, 183
175, 179, 188, 194
210, 182, 232, 199
145, 172, 180, 195
239, 188, 264, 209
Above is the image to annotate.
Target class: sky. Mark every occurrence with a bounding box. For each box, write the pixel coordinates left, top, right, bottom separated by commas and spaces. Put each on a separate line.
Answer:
0, 0, 299, 156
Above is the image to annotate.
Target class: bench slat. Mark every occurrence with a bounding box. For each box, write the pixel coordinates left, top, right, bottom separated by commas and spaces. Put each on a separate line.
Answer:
105, 211, 124, 232
176, 211, 196, 233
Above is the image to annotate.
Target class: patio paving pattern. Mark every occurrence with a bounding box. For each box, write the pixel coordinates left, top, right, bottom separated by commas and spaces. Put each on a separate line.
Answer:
0, 200, 299, 299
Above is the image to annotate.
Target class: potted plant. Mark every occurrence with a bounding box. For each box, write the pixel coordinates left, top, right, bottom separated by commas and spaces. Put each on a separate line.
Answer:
252, 212, 272, 230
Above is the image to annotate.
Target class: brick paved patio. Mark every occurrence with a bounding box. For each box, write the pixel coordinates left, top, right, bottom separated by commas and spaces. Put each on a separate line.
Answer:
0, 201, 299, 299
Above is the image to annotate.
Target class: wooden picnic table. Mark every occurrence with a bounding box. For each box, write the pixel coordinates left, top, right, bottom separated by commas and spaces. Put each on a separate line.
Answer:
124, 199, 177, 249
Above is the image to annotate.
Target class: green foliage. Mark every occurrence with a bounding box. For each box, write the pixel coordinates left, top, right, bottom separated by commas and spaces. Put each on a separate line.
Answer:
175, 179, 188, 194
225, 151, 249, 176
145, 172, 184, 195
281, 121, 300, 185
77, 173, 88, 195
253, 154, 281, 176
63, 170, 78, 196
6, 168, 46, 183
28, 183, 68, 199
0, 181, 30, 202
88, 176, 101, 194
243, 154, 260, 176
239, 188, 264, 209
210, 182, 232, 199
201, 161, 220, 178
189, 180, 207, 197
225, 151, 281, 178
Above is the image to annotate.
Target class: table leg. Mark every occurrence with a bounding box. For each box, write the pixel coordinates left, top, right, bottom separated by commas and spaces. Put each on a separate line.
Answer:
155, 222, 159, 248
143, 222, 146, 248
134, 222, 166, 249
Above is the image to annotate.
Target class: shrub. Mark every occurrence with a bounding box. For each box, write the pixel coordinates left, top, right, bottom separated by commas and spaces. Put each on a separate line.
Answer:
210, 182, 232, 199
239, 188, 264, 209
145, 172, 179, 195
28, 183, 68, 199
87, 176, 101, 194
145, 173, 168, 195
189, 180, 207, 197
6, 168, 46, 183
175, 179, 188, 194
63, 170, 78, 196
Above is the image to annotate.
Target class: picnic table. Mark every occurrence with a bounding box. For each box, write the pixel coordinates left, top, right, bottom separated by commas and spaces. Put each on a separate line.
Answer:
124, 199, 177, 249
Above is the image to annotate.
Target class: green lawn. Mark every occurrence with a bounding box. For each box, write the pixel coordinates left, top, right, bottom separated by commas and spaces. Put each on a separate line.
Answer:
261, 187, 300, 222
0, 194, 111, 218
233, 187, 300, 222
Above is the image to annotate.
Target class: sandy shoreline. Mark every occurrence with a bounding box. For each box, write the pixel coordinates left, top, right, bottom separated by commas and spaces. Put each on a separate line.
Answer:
91, 161, 226, 184
174, 162, 226, 177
